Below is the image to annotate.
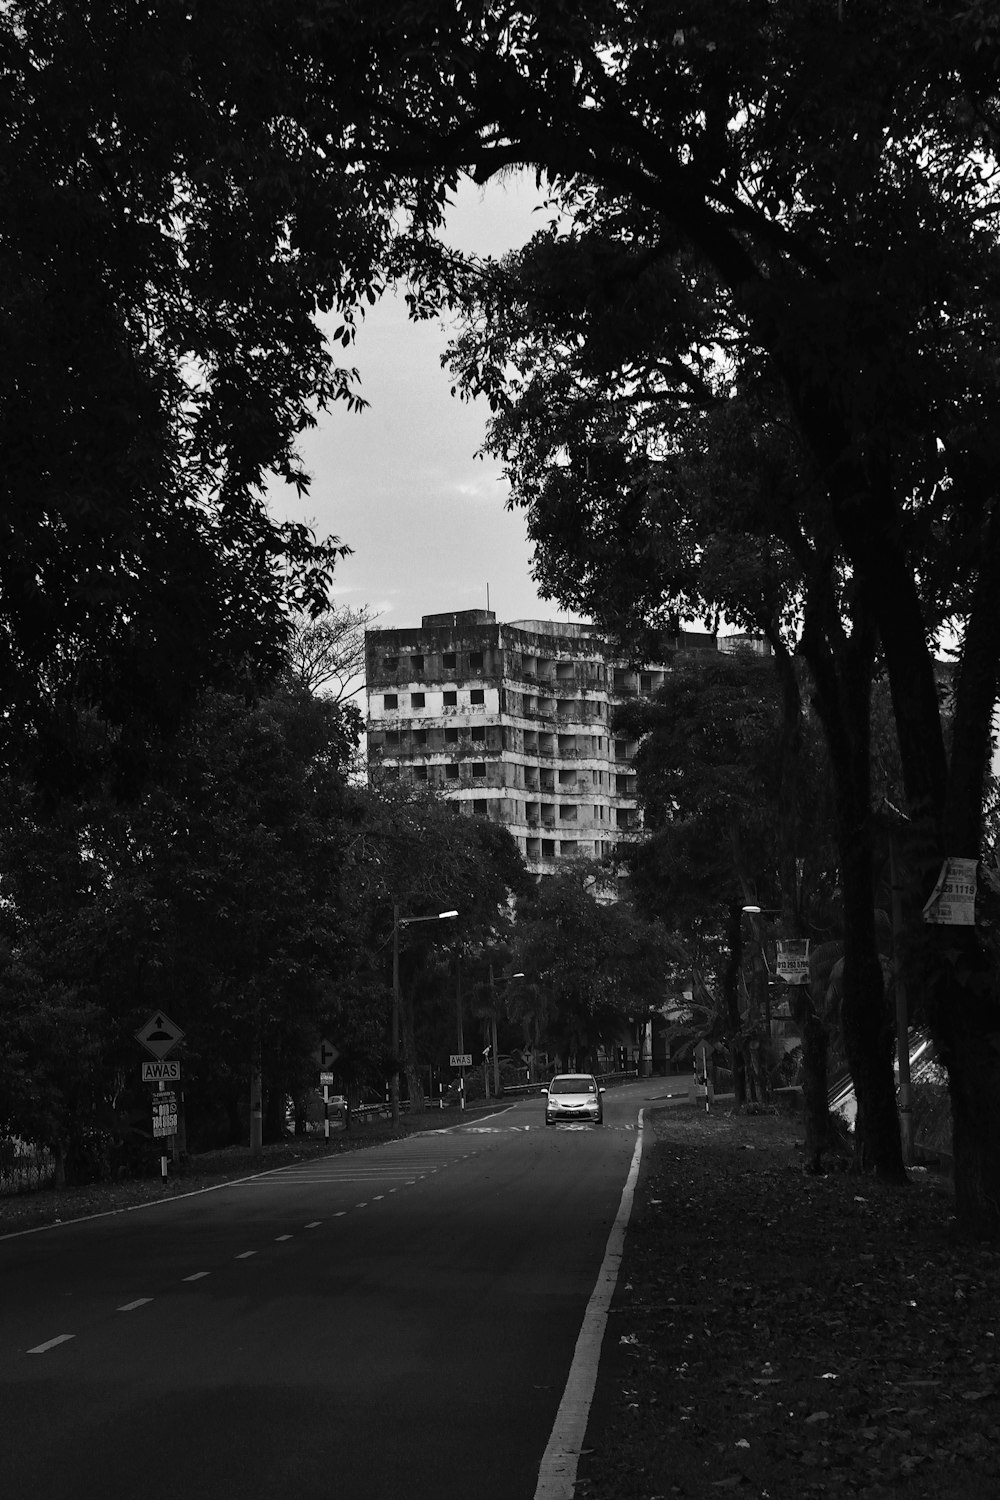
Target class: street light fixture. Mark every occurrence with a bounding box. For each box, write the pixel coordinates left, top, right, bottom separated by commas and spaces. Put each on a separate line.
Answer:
392, 907, 458, 1127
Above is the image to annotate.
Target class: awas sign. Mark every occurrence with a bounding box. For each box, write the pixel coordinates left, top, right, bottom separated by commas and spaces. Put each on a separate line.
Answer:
141, 1059, 180, 1083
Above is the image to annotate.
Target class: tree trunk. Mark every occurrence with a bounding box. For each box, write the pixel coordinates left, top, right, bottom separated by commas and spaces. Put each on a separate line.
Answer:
791, 990, 829, 1172
800, 581, 905, 1181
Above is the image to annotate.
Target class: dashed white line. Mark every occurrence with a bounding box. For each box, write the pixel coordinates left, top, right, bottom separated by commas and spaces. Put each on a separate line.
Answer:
305, 1221, 321, 1228
183, 1271, 210, 1282
355, 1202, 367, 1208
117, 1298, 152, 1312
334, 1211, 346, 1217
373, 1195, 384, 1201
27, 1334, 74, 1354
235, 1251, 256, 1259
275, 1234, 292, 1241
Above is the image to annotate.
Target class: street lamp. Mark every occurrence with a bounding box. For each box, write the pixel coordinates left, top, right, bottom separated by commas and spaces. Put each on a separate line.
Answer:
485, 969, 525, 1098
392, 907, 458, 1127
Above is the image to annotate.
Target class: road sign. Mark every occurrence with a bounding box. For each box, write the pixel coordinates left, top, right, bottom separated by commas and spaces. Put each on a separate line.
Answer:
135, 1011, 185, 1060
319, 1071, 335, 1085
450, 1053, 472, 1067
313, 1038, 340, 1070
141, 1059, 180, 1083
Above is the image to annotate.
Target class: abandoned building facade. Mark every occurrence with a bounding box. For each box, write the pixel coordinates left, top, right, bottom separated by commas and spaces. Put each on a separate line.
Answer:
365, 609, 726, 876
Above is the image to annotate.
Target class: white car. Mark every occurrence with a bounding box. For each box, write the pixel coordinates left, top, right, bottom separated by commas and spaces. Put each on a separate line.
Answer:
543, 1074, 605, 1126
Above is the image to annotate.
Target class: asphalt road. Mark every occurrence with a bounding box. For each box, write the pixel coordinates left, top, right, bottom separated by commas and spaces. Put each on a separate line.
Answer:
0, 1079, 676, 1500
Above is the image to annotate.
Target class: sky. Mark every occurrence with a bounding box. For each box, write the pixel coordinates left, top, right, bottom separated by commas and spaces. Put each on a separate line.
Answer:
266, 175, 583, 634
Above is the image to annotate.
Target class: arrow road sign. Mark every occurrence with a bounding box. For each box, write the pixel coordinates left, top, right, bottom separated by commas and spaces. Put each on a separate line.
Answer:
313, 1039, 340, 1070
135, 1012, 185, 1060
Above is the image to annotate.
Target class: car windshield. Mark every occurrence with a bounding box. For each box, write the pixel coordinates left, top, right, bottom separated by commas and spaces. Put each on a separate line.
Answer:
549, 1077, 596, 1095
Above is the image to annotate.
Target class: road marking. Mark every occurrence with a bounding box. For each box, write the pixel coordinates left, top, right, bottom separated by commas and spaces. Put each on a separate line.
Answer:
373, 1194, 384, 1200
305, 1221, 321, 1228
534, 1109, 646, 1500
355, 1202, 367, 1208
235, 1251, 256, 1259
27, 1334, 74, 1354
117, 1298, 152, 1312
275, 1234, 292, 1241
334, 1211, 346, 1217
183, 1272, 210, 1282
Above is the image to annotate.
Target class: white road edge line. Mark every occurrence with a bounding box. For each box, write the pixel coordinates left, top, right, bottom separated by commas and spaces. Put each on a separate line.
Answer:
27, 1334, 74, 1354
533, 1107, 645, 1500
117, 1298, 152, 1312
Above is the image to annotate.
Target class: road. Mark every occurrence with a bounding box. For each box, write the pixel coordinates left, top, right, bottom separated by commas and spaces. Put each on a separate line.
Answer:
0, 1079, 676, 1500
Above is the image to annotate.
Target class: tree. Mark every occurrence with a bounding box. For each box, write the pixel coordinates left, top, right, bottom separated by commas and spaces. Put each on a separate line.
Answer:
312, 1, 1000, 1221
1, 0, 429, 768
287, 603, 378, 704
337, 782, 531, 1113
512, 865, 675, 1072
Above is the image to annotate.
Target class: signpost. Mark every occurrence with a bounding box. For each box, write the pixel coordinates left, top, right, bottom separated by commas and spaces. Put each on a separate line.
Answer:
136, 1011, 184, 1180
450, 1054, 472, 1111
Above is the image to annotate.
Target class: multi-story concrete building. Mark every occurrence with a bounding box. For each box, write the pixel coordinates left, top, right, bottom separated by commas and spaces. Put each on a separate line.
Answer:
365, 609, 716, 875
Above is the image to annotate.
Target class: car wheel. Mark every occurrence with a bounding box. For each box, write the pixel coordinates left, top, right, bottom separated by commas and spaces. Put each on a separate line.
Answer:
545, 1115, 554, 1126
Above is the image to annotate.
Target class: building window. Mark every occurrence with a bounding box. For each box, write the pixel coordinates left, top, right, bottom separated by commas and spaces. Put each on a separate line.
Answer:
383, 655, 398, 671
560, 804, 577, 821
472, 763, 486, 777
446, 763, 460, 779
411, 692, 425, 709
640, 674, 652, 692
473, 799, 488, 816
383, 694, 398, 711
443, 652, 457, 670
445, 727, 459, 743
471, 726, 486, 741
541, 839, 555, 858
470, 688, 485, 705
411, 654, 424, 674
414, 765, 428, 781
469, 652, 484, 672
385, 731, 400, 747
413, 729, 428, 746
443, 690, 457, 707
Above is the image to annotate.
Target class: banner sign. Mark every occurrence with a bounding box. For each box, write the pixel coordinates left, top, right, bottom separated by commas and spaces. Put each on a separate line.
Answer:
775, 939, 810, 985
922, 858, 977, 926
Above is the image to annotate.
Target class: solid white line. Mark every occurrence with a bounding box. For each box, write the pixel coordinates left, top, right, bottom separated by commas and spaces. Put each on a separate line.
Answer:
117, 1298, 152, 1312
27, 1334, 74, 1354
235, 1250, 255, 1259
183, 1271, 210, 1281
534, 1108, 645, 1500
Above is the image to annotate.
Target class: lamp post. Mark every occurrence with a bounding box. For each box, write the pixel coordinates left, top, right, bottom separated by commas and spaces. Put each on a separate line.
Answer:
741, 904, 782, 1096
487, 967, 525, 1097
392, 907, 458, 1127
